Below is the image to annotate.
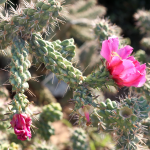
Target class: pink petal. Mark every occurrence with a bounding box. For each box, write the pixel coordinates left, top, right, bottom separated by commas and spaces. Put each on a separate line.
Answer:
117, 45, 133, 59
101, 36, 119, 61
14, 128, 25, 135
127, 56, 140, 67
101, 40, 111, 61
119, 60, 136, 77
108, 36, 119, 52
120, 70, 146, 87
134, 74, 146, 87
111, 59, 135, 77
108, 56, 122, 69
136, 63, 146, 73
17, 135, 27, 141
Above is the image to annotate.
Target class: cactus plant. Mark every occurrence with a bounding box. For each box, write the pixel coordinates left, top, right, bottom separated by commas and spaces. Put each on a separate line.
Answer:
34, 102, 63, 140
98, 97, 150, 149
0, 0, 149, 149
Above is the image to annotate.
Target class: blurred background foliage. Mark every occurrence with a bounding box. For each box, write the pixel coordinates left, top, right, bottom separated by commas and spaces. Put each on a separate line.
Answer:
0, 0, 150, 149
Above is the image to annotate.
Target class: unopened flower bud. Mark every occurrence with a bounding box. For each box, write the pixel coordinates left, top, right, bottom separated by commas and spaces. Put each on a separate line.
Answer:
10, 113, 32, 141
78, 105, 94, 126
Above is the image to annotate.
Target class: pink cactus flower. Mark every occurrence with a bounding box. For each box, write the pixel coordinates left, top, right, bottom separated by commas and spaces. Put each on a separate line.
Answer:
100, 36, 146, 87
10, 113, 32, 141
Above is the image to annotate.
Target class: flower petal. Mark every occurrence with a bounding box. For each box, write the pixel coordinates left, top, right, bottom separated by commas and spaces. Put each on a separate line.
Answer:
111, 59, 136, 78
119, 69, 146, 87
127, 56, 140, 67
101, 36, 119, 61
108, 36, 119, 52
101, 40, 111, 61
117, 45, 133, 59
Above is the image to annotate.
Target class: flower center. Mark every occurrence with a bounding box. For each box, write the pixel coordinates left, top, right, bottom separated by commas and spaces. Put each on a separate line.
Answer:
111, 51, 122, 60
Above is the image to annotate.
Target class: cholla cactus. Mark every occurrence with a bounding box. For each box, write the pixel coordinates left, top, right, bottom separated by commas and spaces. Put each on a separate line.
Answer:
98, 96, 149, 149
94, 19, 122, 42
142, 118, 150, 148
48, 0, 106, 42
0, 0, 149, 149
0, 0, 64, 141
71, 128, 89, 150
35, 103, 63, 140
40, 102, 63, 122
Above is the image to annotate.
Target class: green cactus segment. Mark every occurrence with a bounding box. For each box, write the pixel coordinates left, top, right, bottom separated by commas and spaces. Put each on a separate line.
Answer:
10, 93, 31, 116
73, 85, 97, 110
0, 0, 62, 50
35, 103, 62, 140
98, 97, 149, 149
9, 37, 31, 93
31, 34, 76, 61
8, 37, 32, 117
40, 103, 63, 122
36, 121, 55, 141
52, 39, 76, 61
84, 66, 115, 89
116, 131, 140, 150
71, 128, 89, 150
94, 19, 122, 42
29, 34, 84, 88
98, 97, 149, 130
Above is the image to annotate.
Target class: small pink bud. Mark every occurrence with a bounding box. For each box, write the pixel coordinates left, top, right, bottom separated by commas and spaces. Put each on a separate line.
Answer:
78, 105, 94, 126
10, 113, 32, 141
